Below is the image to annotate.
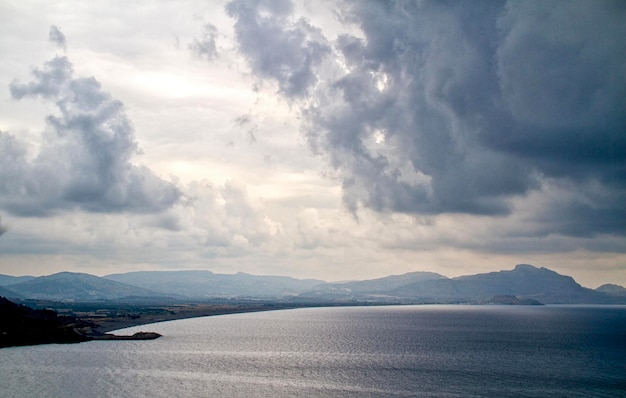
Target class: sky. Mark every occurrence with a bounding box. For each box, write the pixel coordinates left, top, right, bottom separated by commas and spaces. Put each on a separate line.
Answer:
0, 0, 624, 288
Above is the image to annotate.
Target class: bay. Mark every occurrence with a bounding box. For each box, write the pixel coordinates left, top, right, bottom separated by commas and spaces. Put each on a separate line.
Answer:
1, 305, 625, 397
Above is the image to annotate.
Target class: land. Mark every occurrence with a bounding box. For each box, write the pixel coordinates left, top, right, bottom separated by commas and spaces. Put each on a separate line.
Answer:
2, 264, 626, 305
3, 263, 626, 348
486, 295, 543, 305
92, 332, 162, 340
1, 297, 314, 348
65, 301, 303, 333
0, 296, 91, 348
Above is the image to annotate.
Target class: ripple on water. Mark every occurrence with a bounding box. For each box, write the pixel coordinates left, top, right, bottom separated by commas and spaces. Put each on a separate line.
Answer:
1, 305, 625, 397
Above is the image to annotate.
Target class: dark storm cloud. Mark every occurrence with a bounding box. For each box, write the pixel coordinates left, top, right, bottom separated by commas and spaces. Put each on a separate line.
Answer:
527, 180, 626, 238
189, 23, 219, 59
1, 54, 181, 216
48, 25, 66, 50
225, 0, 626, 236
225, 0, 331, 97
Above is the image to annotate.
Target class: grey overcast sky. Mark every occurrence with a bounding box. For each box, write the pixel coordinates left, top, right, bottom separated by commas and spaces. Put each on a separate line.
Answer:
0, 0, 624, 287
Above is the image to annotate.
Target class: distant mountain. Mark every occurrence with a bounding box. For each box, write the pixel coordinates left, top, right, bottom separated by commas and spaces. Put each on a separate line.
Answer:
392, 264, 605, 303
0, 285, 21, 299
7, 272, 163, 301
596, 284, 626, 296
0, 274, 35, 286
297, 271, 445, 301
3, 265, 625, 304
297, 264, 621, 304
104, 270, 324, 298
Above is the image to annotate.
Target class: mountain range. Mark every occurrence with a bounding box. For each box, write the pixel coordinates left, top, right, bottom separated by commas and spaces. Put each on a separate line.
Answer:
104, 270, 323, 298
299, 264, 615, 304
1, 264, 625, 304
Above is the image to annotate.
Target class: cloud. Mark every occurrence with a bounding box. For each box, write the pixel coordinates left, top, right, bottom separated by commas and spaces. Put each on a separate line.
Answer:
2, 53, 181, 216
189, 23, 219, 60
49, 25, 66, 50
225, 0, 331, 98
159, 179, 276, 254
225, 0, 626, 237
9, 56, 72, 100
519, 179, 626, 239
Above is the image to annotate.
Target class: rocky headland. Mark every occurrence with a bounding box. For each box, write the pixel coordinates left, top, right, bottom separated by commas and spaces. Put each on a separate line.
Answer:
0, 296, 161, 348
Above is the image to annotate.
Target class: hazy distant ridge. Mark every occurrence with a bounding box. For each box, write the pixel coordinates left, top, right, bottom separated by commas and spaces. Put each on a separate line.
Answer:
0, 275, 35, 286
299, 271, 446, 301
1, 265, 625, 304
296, 264, 623, 304
388, 264, 606, 304
104, 270, 324, 299
596, 284, 626, 296
4, 272, 161, 301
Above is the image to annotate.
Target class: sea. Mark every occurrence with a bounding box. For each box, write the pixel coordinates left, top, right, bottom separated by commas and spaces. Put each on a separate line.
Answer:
1, 305, 625, 397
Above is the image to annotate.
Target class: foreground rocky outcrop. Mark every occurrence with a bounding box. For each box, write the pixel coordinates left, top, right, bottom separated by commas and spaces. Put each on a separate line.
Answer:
0, 296, 91, 348
93, 331, 161, 340
0, 296, 161, 348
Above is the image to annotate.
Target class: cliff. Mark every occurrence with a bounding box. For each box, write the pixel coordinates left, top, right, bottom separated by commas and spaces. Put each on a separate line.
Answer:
0, 296, 91, 348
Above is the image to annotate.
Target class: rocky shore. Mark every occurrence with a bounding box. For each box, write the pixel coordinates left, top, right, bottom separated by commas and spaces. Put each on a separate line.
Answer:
1, 296, 91, 348
1, 296, 296, 348
92, 331, 162, 340
0, 297, 164, 348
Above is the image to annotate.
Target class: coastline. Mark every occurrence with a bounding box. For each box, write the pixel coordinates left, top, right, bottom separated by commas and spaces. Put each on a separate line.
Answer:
90, 303, 302, 334
91, 301, 543, 334
1, 297, 306, 348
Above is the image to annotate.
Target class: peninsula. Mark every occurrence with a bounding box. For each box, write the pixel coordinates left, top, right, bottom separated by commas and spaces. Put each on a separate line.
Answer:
0, 296, 163, 348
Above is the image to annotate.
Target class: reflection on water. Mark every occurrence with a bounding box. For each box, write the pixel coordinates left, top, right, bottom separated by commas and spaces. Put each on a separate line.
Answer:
1, 305, 625, 397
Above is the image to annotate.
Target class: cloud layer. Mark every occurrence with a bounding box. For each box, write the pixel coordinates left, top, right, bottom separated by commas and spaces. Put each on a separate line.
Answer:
226, 0, 331, 97
0, 2, 624, 287
1, 53, 181, 216
226, 0, 626, 237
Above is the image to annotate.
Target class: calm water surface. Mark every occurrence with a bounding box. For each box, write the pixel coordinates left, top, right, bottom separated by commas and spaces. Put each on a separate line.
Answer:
1, 305, 625, 397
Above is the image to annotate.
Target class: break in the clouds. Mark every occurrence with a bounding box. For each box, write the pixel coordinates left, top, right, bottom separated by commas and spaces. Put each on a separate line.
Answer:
226, 0, 626, 237
1, 50, 181, 216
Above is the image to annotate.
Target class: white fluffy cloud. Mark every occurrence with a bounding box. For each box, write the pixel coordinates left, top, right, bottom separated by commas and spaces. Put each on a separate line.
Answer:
3, 54, 181, 216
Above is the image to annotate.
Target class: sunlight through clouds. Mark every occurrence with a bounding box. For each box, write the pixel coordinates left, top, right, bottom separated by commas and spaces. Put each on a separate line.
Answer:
0, 0, 624, 287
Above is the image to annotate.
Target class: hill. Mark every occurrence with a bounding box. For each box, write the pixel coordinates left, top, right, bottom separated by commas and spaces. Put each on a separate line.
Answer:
0, 285, 21, 299
2, 265, 624, 304
7, 272, 164, 301
389, 264, 606, 303
0, 296, 90, 348
296, 271, 445, 301
0, 274, 35, 286
104, 270, 324, 298
297, 264, 621, 304
596, 284, 626, 296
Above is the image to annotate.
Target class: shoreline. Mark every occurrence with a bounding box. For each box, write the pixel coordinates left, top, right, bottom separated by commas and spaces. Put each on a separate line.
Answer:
94, 301, 559, 334
90, 304, 303, 334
